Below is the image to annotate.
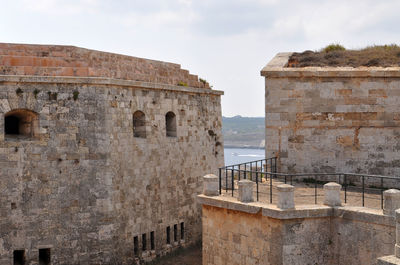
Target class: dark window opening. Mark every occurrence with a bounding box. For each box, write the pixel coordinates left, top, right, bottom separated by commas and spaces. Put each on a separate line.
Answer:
150, 231, 155, 250
166, 226, 171, 244
174, 224, 178, 242
165, 112, 177, 137
133, 111, 146, 138
39, 248, 50, 265
13, 250, 25, 265
5, 116, 20, 135
142, 233, 147, 251
4, 109, 39, 139
180, 222, 185, 240
134, 236, 139, 256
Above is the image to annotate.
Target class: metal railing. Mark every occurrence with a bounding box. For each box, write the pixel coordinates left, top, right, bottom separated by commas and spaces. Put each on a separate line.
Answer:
218, 158, 400, 209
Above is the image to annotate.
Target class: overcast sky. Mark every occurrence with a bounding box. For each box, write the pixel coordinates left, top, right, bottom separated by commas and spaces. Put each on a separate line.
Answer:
1, 0, 400, 117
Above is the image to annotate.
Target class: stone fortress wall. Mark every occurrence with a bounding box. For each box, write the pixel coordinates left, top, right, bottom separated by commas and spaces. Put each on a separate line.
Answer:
198, 176, 398, 265
0, 43, 224, 264
261, 53, 400, 176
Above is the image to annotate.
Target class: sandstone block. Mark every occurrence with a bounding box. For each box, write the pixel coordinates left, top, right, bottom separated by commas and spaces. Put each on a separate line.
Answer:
384, 189, 400, 216
203, 174, 219, 196
323, 182, 342, 206
277, 184, 294, 209
238, 180, 253, 203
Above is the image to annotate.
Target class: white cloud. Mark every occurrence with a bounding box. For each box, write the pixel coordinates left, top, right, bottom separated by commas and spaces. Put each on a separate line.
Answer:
1, 0, 400, 116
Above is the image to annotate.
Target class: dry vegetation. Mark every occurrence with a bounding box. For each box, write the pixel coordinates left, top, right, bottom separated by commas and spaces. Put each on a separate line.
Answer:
287, 44, 400, 67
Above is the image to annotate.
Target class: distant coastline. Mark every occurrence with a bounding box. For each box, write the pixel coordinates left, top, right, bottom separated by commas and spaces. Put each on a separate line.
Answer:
222, 116, 264, 149
224, 145, 264, 150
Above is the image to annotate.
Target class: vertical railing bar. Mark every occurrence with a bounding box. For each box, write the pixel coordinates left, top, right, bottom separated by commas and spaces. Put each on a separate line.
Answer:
256, 171, 259, 201
219, 168, 222, 194
270, 173, 273, 204
381, 177, 384, 209
231, 169, 234, 197
225, 167, 228, 193
238, 165, 241, 181
362, 175, 365, 207
250, 162, 253, 181
344, 174, 347, 204
315, 175, 317, 204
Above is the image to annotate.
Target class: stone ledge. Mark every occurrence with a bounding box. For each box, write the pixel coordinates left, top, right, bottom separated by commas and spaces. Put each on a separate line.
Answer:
261, 53, 400, 78
377, 255, 400, 265
198, 194, 394, 224
197, 195, 262, 214
262, 204, 332, 219
0, 75, 224, 96
334, 206, 394, 226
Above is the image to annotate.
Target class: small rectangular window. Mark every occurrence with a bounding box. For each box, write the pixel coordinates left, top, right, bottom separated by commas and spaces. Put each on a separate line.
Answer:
142, 234, 147, 251
134, 236, 139, 256
174, 224, 178, 242
180, 222, 185, 240
13, 250, 25, 265
166, 226, 171, 244
150, 231, 155, 250
39, 248, 51, 265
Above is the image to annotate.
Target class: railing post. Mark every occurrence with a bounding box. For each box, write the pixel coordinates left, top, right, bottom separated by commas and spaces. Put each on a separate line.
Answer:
219, 168, 222, 195
323, 182, 342, 206
203, 174, 219, 196
238, 179, 254, 203
277, 184, 295, 210
383, 189, 400, 216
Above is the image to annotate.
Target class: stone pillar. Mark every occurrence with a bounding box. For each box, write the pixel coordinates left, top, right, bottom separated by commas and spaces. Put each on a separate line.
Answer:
396, 209, 400, 258
384, 189, 400, 216
203, 174, 219, 196
277, 184, 294, 210
376, 209, 400, 264
323, 182, 342, 206
238, 180, 253, 203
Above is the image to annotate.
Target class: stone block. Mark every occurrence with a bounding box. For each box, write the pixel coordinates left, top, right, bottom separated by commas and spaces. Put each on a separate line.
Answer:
238, 180, 253, 203
203, 174, 219, 196
277, 184, 294, 209
377, 256, 400, 265
323, 182, 342, 206
384, 189, 400, 216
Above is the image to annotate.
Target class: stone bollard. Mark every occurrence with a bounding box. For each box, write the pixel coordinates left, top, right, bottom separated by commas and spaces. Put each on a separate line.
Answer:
384, 189, 400, 216
277, 184, 294, 210
203, 174, 219, 196
323, 182, 342, 206
238, 180, 253, 203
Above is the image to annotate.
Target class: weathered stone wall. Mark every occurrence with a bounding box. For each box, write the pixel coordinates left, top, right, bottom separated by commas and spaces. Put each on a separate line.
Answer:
0, 74, 223, 264
261, 53, 400, 176
0, 43, 209, 88
199, 195, 396, 265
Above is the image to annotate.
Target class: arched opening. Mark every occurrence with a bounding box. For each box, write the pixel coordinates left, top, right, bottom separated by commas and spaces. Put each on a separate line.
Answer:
166, 111, 177, 137
133, 111, 146, 138
4, 109, 39, 139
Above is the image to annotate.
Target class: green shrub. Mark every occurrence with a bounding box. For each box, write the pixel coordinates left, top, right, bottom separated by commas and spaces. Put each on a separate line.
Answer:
322, 43, 346, 53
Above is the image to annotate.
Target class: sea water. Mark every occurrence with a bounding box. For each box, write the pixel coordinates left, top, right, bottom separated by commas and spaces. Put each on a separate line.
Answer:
224, 147, 265, 166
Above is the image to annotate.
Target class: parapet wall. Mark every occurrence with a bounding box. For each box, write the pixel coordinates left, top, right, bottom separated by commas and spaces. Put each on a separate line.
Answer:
199, 195, 395, 265
0, 43, 209, 88
261, 53, 400, 176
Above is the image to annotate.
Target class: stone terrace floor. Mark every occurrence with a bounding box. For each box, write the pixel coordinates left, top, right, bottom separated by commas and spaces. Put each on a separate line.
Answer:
220, 178, 385, 209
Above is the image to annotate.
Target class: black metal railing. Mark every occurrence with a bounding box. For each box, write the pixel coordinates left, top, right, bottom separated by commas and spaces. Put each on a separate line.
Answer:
218, 158, 400, 209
